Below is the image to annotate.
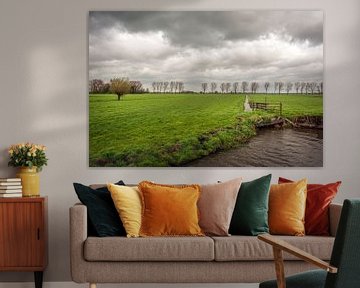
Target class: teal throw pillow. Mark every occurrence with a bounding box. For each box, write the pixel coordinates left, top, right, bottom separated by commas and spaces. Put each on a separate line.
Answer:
229, 174, 272, 236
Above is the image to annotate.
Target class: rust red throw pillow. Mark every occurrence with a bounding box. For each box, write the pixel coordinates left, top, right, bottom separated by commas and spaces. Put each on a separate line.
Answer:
278, 177, 341, 236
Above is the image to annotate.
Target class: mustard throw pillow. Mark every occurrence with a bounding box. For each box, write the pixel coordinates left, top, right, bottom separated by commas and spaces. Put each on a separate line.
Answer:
138, 181, 204, 237
107, 183, 142, 238
269, 179, 307, 236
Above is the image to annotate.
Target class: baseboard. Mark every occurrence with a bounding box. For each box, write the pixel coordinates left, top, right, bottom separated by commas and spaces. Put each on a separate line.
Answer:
0, 282, 259, 288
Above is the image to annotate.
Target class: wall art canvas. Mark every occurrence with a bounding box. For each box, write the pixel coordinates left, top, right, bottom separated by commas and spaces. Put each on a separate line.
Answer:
89, 11, 323, 167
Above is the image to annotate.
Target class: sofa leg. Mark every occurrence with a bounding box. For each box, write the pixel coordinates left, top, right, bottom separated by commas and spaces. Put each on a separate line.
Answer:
89, 283, 96, 288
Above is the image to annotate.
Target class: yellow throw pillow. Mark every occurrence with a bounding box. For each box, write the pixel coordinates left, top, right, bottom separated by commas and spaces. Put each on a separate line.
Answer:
107, 183, 142, 238
138, 181, 204, 237
269, 179, 307, 236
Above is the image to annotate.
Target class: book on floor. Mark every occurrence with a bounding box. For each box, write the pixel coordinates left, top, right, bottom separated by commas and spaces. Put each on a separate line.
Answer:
0, 193, 22, 198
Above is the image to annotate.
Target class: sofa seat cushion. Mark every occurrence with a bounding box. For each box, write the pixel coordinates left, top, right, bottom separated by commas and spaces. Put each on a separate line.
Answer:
84, 236, 214, 261
212, 236, 334, 261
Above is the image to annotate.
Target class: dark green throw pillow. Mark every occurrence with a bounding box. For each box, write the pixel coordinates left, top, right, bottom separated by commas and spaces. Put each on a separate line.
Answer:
73, 181, 126, 237
229, 174, 272, 236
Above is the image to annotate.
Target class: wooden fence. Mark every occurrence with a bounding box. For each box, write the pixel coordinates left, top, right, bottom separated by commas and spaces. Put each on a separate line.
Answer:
248, 101, 282, 115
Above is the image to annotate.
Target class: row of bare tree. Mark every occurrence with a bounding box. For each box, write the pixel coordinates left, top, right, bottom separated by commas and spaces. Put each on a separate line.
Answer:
90, 78, 323, 99
201, 81, 323, 94
151, 81, 185, 93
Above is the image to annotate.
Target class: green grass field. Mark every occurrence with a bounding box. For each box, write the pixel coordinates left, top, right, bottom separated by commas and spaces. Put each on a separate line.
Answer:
89, 93, 322, 166
248, 94, 323, 117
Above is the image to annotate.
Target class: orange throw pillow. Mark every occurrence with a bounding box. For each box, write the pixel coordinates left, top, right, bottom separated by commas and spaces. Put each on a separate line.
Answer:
269, 179, 307, 236
138, 181, 204, 237
278, 177, 341, 235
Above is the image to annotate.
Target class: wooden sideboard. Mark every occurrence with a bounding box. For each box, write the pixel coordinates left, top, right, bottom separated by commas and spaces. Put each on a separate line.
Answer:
0, 197, 47, 288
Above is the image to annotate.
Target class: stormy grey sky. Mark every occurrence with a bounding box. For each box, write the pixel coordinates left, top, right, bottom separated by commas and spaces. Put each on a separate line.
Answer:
89, 11, 323, 92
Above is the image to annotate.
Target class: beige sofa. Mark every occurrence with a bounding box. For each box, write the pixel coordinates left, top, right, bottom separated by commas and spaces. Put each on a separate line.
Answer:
70, 203, 342, 287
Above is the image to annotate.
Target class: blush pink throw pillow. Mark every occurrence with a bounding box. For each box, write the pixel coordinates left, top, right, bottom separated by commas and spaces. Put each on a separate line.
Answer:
198, 178, 242, 236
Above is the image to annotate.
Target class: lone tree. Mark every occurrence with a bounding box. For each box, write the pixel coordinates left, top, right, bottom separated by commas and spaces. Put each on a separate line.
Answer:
110, 78, 131, 101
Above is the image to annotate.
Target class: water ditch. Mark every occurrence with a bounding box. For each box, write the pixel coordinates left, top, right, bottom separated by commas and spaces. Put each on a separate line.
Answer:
187, 128, 323, 167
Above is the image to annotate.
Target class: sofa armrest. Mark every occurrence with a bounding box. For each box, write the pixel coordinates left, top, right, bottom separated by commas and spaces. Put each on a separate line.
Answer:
329, 203, 342, 237
69, 203, 88, 283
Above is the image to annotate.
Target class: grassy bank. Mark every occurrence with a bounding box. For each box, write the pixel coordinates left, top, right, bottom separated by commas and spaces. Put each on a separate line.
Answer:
248, 94, 323, 117
89, 93, 322, 166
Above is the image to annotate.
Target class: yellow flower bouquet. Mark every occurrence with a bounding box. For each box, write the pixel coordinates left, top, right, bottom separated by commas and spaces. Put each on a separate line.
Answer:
8, 142, 48, 172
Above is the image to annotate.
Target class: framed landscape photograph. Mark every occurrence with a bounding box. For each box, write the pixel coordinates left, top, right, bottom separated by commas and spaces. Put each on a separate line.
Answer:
88, 11, 323, 167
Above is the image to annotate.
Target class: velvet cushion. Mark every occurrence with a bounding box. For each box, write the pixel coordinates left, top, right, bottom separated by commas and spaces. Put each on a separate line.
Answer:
279, 177, 341, 236
198, 178, 242, 236
269, 179, 307, 236
107, 184, 142, 238
229, 174, 272, 236
260, 269, 327, 288
73, 181, 126, 237
139, 181, 203, 237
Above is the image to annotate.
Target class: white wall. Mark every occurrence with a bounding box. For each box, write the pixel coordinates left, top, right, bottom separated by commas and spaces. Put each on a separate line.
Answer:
0, 0, 359, 283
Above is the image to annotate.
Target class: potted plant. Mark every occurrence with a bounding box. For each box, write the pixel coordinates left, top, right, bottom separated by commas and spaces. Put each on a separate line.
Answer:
8, 143, 48, 197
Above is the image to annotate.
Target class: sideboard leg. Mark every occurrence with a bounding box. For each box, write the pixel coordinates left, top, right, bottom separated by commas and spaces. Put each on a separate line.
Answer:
34, 271, 43, 288
90, 283, 97, 288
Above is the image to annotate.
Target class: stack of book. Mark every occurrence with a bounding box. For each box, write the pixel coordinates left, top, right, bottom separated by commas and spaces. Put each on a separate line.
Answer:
0, 178, 22, 197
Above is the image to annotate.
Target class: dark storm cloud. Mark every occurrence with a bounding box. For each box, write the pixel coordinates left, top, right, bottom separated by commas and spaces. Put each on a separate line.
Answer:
89, 11, 323, 47
88, 11, 323, 91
